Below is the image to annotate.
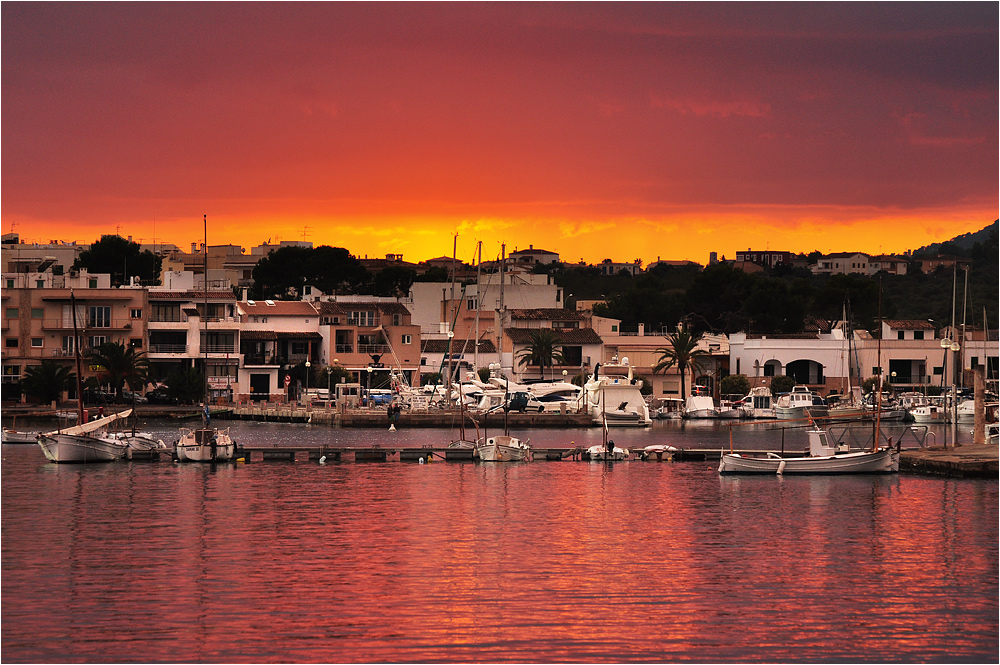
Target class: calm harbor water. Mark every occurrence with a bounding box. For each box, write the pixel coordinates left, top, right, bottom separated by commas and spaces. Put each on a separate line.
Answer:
2, 418, 997, 663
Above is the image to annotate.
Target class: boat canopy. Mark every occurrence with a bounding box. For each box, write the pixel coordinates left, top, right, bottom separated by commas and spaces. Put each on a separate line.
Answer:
44, 409, 132, 437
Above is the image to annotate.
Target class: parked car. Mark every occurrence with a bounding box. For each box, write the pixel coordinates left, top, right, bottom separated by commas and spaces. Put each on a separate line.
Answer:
487, 391, 545, 413
146, 388, 177, 405
121, 390, 148, 404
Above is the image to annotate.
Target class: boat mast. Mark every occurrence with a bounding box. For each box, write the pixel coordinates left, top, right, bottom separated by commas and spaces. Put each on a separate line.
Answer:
202, 214, 209, 426
474, 240, 481, 372
70, 291, 85, 426
873, 279, 882, 450
498, 243, 505, 380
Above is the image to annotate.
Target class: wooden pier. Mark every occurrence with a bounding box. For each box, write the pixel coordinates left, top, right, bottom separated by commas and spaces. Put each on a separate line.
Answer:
222, 404, 594, 428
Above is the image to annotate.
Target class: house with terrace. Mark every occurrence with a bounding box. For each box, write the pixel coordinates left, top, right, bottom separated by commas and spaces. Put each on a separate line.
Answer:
502, 308, 603, 383
236, 299, 321, 402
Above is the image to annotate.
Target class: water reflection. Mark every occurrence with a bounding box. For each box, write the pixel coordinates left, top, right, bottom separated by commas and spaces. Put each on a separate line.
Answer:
2, 423, 996, 663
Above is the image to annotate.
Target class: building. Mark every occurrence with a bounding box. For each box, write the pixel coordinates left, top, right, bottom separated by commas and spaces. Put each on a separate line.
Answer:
596, 258, 643, 276
508, 245, 560, 265
2, 276, 147, 403
317, 300, 422, 390
503, 308, 602, 383
237, 299, 321, 402
733, 249, 795, 269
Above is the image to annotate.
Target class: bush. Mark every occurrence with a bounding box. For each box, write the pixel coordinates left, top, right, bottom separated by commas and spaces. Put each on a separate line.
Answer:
770, 375, 796, 394
720, 374, 750, 398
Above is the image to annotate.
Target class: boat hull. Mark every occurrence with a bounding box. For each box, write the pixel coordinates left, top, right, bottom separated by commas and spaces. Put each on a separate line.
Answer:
719, 449, 899, 474
585, 445, 630, 461
176, 428, 236, 462
2, 429, 38, 444
476, 435, 529, 462
37, 433, 127, 463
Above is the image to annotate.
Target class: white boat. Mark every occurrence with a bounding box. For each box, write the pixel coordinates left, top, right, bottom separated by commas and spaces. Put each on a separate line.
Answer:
910, 403, 948, 423
956, 399, 976, 422
2, 427, 39, 444
774, 386, 828, 420
176, 427, 236, 462
585, 441, 630, 461
651, 398, 684, 419
476, 434, 530, 462
111, 432, 167, 452
584, 358, 652, 427
37, 409, 132, 464
638, 444, 678, 461
984, 422, 999, 444
719, 426, 899, 474
683, 395, 718, 419
739, 387, 776, 419
717, 400, 742, 419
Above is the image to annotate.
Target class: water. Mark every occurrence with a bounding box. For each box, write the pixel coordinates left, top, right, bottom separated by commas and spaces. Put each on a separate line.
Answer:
2, 419, 997, 663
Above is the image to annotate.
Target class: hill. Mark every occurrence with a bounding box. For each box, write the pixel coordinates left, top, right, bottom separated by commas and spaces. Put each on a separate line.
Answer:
912, 220, 998, 256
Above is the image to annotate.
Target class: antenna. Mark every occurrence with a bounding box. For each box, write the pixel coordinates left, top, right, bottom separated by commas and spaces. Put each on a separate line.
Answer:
302, 225, 312, 242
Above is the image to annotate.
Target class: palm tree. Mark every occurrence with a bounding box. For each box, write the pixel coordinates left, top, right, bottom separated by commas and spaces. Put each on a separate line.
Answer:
652, 328, 712, 400
515, 329, 566, 380
86, 342, 150, 398
20, 360, 76, 405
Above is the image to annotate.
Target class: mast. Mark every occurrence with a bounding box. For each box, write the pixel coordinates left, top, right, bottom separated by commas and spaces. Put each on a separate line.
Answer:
474, 241, 481, 372
202, 214, 209, 427
498, 243, 505, 379
70, 291, 85, 425
446, 234, 457, 404
873, 279, 882, 450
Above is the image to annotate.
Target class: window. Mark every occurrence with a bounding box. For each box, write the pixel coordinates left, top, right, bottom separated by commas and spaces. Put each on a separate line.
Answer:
763, 364, 775, 377
89, 279, 98, 288
349, 311, 376, 327
5, 279, 12, 289
36, 280, 45, 288
914, 331, 924, 340
62, 336, 76, 355
933, 366, 943, 376
898, 331, 905, 340
90, 306, 111, 328
393, 314, 401, 326
2, 365, 21, 382
291, 341, 309, 355
5, 308, 17, 319
611, 325, 618, 332
31, 338, 42, 348
31, 308, 43, 319
5, 338, 17, 349
467, 298, 478, 311
130, 309, 142, 319
129, 338, 142, 348
402, 334, 412, 345
90, 335, 108, 348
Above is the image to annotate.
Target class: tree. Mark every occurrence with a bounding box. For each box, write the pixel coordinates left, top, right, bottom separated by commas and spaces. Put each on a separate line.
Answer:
250, 245, 367, 299
86, 342, 149, 398
74, 235, 162, 286
515, 329, 566, 380
165, 366, 205, 405
720, 374, 751, 398
20, 361, 75, 404
372, 266, 417, 298
652, 328, 712, 399
770, 375, 796, 394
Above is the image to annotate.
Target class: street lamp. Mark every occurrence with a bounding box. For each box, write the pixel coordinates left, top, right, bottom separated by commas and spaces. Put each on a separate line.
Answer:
366, 366, 373, 407
304, 360, 311, 405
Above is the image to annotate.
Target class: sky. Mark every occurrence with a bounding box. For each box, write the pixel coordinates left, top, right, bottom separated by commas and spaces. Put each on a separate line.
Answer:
3, 2, 997, 266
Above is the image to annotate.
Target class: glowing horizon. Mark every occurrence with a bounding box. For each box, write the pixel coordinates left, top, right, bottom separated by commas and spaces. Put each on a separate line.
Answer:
3, 3, 996, 266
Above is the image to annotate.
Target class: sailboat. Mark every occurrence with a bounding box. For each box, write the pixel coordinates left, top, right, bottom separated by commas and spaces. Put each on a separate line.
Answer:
37, 291, 129, 463
448, 376, 481, 450
584, 398, 630, 461
718, 425, 899, 474
476, 375, 531, 462
175, 215, 236, 463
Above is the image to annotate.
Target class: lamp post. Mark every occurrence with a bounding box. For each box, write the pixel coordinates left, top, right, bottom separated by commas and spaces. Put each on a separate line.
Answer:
366, 366, 373, 408
304, 360, 311, 406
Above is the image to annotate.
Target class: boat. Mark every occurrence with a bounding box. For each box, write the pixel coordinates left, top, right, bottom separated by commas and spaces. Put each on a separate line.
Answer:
448, 377, 480, 450
584, 405, 630, 461
583, 357, 652, 427
37, 409, 132, 463
719, 426, 899, 474
774, 386, 828, 420
739, 386, 776, 419
637, 444, 678, 461
36, 290, 130, 464
2, 427, 39, 444
956, 399, 976, 422
477, 434, 531, 461
176, 424, 236, 462
475, 385, 530, 462
651, 397, 684, 419
682, 395, 718, 419
174, 215, 238, 463
910, 402, 948, 423
717, 399, 742, 419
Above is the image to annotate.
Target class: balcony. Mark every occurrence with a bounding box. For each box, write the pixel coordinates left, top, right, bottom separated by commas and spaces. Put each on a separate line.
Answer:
149, 343, 188, 354
200, 344, 237, 354
243, 355, 281, 366
335, 344, 354, 354
358, 344, 391, 354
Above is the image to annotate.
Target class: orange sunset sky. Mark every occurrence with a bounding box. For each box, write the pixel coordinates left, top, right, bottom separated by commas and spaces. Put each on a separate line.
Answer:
3, 3, 997, 266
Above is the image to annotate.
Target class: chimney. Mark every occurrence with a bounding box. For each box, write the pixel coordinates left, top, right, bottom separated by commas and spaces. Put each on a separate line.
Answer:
638, 323, 645, 337
191, 242, 197, 253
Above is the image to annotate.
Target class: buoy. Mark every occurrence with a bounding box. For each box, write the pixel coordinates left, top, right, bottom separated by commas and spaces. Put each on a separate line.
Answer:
319, 455, 326, 464
418, 457, 425, 464
388, 424, 396, 432
777, 460, 786, 475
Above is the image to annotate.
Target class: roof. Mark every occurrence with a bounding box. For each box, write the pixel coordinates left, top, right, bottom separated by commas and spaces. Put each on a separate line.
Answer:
240, 330, 323, 340
318, 301, 411, 316
508, 308, 586, 321
238, 301, 318, 316
148, 290, 236, 300
421, 339, 497, 354
884, 319, 936, 330
510, 247, 558, 256
505, 328, 604, 344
